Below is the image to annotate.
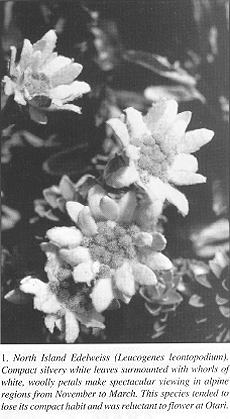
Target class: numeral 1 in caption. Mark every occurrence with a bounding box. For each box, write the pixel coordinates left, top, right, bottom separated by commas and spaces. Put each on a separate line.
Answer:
2, 354, 8, 362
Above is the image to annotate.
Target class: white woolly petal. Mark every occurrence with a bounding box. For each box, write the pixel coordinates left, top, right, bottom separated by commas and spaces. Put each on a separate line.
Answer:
73, 262, 95, 285
170, 154, 198, 173
134, 232, 153, 247
143, 251, 173, 271
114, 262, 136, 298
165, 111, 192, 144
14, 90, 27, 105
20, 276, 62, 315
46, 226, 83, 248
107, 164, 139, 188
147, 177, 166, 201
64, 310, 80, 343
49, 81, 91, 101
168, 170, 206, 185
30, 50, 42, 72
51, 62, 83, 86
178, 129, 214, 153
66, 201, 84, 224
151, 232, 167, 251
50, 102, 82, 113
60, 246, 91, 266
19, 39, 33, 70
91, 277, 114, 312
125, 107, 151, 140
44, 314, 60, 334
145, 177, 166, 219
19, 276, 47, 295
34, 30, 57, 61
42, 55, 72, 76
92, 261, 101, 275
163, 183, 189, 216
126, 144, 140, 160
144, 99, 178, 134
132, 263, 158, 286
107, 118, 130, 147
34, 293, 62, 315
3, 76, 15, 96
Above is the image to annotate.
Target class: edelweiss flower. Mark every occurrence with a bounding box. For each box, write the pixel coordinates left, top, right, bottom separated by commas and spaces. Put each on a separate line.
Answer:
15, 274, 105, 343
42, 193, 172, 314
105, 99, 214, 217
3, 30, 91, 124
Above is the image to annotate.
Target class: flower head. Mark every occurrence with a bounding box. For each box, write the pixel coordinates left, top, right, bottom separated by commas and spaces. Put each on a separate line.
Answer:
3, 30, 91, 124
105, 99, 214, 217
43, 193, 173, 313
15, 274, 105, 343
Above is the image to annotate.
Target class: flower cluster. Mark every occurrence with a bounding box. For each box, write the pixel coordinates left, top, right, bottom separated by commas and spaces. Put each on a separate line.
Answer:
3, 30, 90, 124
3, 30, 214, 343
105, 99, 214, 217
12, 190, 171, 342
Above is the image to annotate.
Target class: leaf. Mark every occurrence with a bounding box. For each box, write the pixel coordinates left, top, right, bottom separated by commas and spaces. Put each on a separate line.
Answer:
29, 95, 52, 108
43, 145, 92, 176
219, 305, 230, 318
59, 175, 76, 201
161, 290, 183, 306
212, 180, 229, 216
144, 85, 205, 103
4, 288, 32, 305
21, 131, 46, 147
189, 294, 205, 308
29, 106, 48, 125
123, 50, 197, 86
216, 294, 229, 306
144, 303, 161, 316
195, 274, 212, 289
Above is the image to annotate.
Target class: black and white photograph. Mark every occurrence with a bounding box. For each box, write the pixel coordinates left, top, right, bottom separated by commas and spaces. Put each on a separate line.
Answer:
1, 0, 229, 345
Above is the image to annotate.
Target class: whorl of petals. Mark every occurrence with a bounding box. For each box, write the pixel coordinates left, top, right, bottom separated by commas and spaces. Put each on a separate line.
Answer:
3, 30, 91, 124
106, 99, 214, 218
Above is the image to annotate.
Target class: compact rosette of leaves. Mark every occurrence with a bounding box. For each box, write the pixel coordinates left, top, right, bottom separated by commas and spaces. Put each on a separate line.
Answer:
105, 99, 214, 218
139, 269, 182, 339
3, 30, 91, 124
188, 252, 229, 342
175, 252, 229, 342
6, 184, 175, 343
33, 174, 95, 222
